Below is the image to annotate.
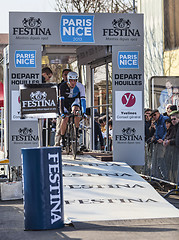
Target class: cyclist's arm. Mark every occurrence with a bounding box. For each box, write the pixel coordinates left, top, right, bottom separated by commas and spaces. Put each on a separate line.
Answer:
59, 84, 65, 115
78, 83, 86, 114
59, 97, 65, 114
80, 98, 86, 114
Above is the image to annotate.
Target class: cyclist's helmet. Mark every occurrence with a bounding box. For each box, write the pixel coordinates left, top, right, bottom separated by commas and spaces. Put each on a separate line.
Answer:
67, 71, 78, 84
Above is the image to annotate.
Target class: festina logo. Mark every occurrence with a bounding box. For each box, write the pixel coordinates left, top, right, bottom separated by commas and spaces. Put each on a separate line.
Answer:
103, 18, 140, 37
48, 153, 62, 224
12, 128, 39, 142
22, 91, 55, 108
115, 127, 142, 141
13, 17, 51, 36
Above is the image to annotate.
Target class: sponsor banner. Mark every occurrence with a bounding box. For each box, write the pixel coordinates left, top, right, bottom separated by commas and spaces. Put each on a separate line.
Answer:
112, 121, 144, 165
20, 85, 58, 118
115, 91, 142, 121
15, 50, 36, 68
9, 12, 143, 45
11, 72, 40, 85
60, 15, 94, 43
114, 73, 143, 86
22, 147, 64, 230
11, 127, 39, 143
63, 157, 179, 222
11, 91, 36, 121
10, 44, 41, 89
112, 45, 144, 91
9, 13, 58, 44
118, 51, 139, 69
115, 126, 143, 144
112, 46, 144, 164
9, 121, 38, 166
9, 44, 41, 166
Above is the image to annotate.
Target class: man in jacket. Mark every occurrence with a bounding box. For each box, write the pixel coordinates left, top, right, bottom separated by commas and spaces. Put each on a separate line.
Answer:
54, 68, 71, 146
150, 109, 169, 144
170, 110, 179, 147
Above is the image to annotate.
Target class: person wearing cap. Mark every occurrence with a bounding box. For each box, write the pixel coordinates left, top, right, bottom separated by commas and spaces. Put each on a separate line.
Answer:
54, 68, 71, 146
59, 71, 86, 148
150, 109, 169, 144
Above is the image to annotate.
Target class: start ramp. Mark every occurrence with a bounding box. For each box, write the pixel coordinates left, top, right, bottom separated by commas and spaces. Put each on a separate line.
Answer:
62, 155, 179, 223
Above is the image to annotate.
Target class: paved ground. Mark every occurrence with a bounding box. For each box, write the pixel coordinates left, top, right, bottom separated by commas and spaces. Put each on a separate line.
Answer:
0, 153, 179, 240
0, 198, 179, 240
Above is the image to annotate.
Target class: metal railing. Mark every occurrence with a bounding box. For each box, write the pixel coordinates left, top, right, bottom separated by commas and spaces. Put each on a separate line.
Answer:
144, 143, 179, 184
87, 103, 112, 151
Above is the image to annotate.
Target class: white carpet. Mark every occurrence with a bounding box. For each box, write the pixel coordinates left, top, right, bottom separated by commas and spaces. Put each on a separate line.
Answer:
62, 155, 179, 223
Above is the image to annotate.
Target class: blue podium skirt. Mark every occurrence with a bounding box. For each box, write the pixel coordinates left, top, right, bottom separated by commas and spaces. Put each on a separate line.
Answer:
22, 147, 64, 230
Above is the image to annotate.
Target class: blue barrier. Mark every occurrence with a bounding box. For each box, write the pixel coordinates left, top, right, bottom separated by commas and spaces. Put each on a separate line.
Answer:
22, 147, 63, 230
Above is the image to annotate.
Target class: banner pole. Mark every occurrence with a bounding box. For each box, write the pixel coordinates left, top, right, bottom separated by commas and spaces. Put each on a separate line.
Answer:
38, 119, 43, 147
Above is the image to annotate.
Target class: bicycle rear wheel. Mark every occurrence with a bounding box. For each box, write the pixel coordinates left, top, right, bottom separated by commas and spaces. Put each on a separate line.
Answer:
71, 124, 77, 159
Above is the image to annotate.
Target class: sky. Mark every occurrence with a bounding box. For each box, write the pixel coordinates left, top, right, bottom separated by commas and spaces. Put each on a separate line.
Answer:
0, 0, 56, 33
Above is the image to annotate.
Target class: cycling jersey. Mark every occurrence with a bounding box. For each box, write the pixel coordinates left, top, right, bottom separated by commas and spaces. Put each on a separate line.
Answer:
59, 81, 86, 114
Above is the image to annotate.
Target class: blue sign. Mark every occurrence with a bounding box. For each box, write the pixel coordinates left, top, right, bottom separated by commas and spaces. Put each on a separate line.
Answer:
61, 15, 94, 43
15, 50, 36, 68
118, 51, 139, 69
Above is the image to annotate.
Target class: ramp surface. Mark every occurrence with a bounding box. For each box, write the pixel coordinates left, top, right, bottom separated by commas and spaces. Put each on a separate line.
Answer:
62, 155, 179, 223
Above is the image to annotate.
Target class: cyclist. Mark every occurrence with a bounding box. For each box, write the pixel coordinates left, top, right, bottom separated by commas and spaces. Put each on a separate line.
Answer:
59, 71, 86, 147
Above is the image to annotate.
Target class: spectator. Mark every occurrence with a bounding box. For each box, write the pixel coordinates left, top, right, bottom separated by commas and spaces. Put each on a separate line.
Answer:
150, 109, 169, 144
42, 67, 53, 83
98, 117, 106, 137
163, 104, 172, 116
94, 117, 104, 150
163, 118, 176, 146
170, 110, 179, 147
170, 105, 177, 112
54, 68, 71, 146
100, 115, 110, 136
171, 87, 179, 107
108, 119, 113, 151
109, 119, 113, 138
145, 108, 155, 142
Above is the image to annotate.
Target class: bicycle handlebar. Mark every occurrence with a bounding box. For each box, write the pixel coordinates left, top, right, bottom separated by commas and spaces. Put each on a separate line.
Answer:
61, 111, 88, 119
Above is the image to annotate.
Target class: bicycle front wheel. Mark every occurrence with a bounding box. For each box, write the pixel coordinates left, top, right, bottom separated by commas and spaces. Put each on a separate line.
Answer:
71, 124, 77, 159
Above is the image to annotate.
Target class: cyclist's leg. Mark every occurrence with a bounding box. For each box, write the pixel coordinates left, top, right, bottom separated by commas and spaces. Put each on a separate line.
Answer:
71, 99, 81, 129
60, 107, 69, 147
60, 117, 69, 135
72, 106, 80, 126
72, 105, 83, 155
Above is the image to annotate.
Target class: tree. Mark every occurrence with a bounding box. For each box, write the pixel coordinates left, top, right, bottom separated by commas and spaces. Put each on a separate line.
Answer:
55, 0, 135, 13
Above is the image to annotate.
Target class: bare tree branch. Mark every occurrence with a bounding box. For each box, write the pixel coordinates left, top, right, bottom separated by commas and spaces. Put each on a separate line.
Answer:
55, 0, 135, 13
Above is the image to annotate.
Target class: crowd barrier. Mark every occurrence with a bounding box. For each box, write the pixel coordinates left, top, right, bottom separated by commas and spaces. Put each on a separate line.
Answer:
144, 143, 179, 184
